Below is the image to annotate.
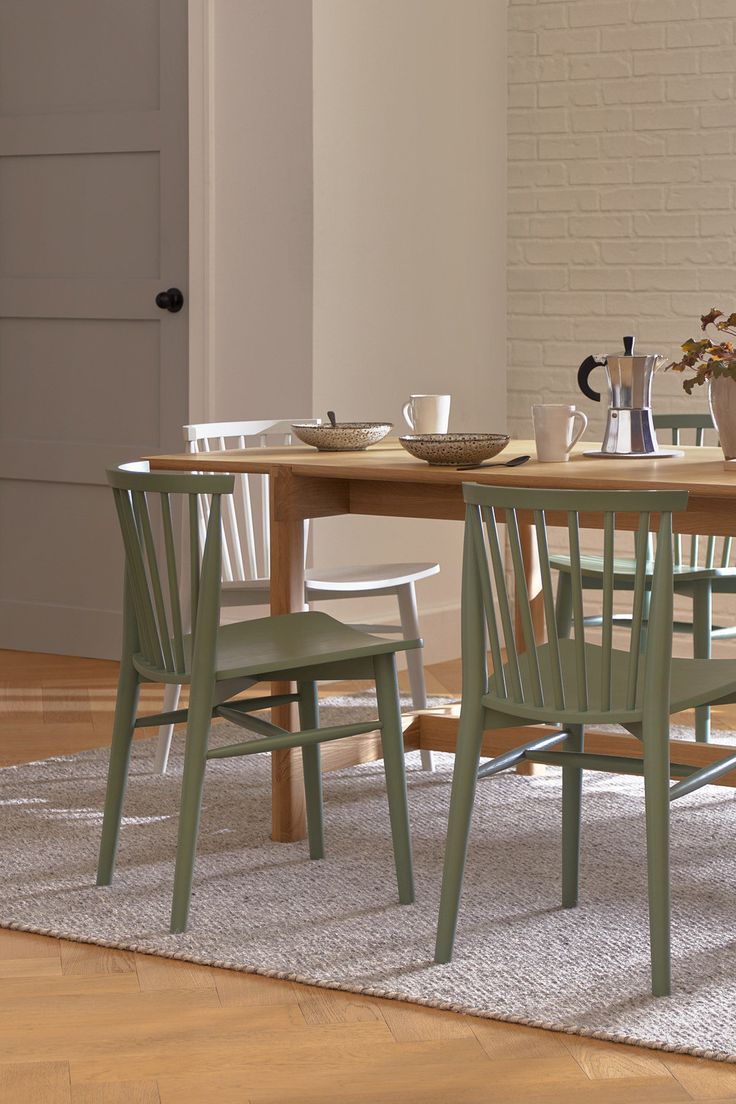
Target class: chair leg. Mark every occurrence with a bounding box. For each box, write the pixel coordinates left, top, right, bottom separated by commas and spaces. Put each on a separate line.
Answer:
170, 673, 215, 934
397, 581, 434, 772
692, 584, 712, 744
642, 715, 672, 997
561, 725, 584, 908
640, 589, 651, 653
434, 697, 486, 963
373, 652, 415, 905
97, 657, 141, 885
298, 680, 325, 860
555, 574, 573, 638
154, 682, 182, 774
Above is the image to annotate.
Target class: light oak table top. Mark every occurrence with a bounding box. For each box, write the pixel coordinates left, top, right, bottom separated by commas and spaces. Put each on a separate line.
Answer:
150, 437, 732, 492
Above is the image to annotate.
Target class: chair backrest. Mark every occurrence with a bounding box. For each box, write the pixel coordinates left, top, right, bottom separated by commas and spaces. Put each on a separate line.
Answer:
653, 412, 730, 569
461, 483, 688, 719
107, 462, 235, 676
184, 419, 319, 583
653, 411, 714, 448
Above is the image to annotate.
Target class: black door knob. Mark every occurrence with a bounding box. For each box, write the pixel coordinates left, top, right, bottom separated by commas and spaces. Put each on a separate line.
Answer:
155, 287, 184, 313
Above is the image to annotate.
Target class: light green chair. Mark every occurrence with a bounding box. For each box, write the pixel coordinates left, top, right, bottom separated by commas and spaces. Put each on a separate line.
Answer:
553, 412, 736, 744
97, 463, 416, 933
435, 482, 736, 995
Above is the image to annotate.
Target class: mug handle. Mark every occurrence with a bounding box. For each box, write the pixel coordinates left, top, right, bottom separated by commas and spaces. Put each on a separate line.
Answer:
567, 410, 588, 453
402, 401, 414, 430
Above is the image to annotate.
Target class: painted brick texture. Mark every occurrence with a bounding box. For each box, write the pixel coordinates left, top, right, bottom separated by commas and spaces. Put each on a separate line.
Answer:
507, 0, 736, 440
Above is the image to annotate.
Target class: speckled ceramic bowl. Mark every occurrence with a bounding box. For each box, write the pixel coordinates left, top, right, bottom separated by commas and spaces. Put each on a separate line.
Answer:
399, 432, 510, 466
291, 421, 393, 451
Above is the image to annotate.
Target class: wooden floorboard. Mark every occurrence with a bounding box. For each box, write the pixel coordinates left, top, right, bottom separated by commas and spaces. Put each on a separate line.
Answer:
1, 647, 735, 1102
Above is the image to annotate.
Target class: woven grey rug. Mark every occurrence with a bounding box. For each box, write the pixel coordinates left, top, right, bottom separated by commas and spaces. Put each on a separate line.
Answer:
2, 696, 736, 1062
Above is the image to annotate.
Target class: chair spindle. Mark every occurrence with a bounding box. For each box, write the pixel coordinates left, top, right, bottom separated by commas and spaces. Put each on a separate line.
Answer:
626, 513, 651, 710
482, 506, 523, 702
505, 508, 544, 707
469, 508, 506, 697
534, 509, 565, 710
600, 512, 615, 711
567, 511, 589, 710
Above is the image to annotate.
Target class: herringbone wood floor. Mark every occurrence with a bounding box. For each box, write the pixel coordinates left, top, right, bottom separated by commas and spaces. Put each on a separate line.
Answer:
2, 648, 736, 1104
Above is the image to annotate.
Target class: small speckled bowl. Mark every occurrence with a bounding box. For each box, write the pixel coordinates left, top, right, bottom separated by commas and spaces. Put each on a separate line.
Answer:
291, 421, 393, 451
399, 432, 510, 466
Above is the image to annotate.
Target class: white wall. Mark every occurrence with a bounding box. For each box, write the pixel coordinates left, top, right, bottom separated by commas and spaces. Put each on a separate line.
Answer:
506, 0, 736, 441
190, 0, 313, 422
311, 0, 508, 661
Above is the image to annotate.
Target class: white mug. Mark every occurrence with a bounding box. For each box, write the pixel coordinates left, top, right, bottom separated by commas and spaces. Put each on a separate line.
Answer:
532, 404, 588, 462
402, 394, 451, 435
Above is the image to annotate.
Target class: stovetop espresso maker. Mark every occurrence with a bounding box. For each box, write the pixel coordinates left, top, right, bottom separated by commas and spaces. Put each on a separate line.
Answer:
577, 335, 670, 458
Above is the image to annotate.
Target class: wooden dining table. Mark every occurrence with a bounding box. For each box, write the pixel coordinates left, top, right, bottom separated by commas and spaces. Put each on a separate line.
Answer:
149, 438, 736, 842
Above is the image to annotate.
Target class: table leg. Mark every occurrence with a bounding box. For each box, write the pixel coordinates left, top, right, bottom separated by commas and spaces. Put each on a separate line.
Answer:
269, 470, 307, 842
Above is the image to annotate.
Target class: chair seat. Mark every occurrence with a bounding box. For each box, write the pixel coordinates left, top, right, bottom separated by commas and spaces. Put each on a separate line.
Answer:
481, 640, 736, 724
134, 610, 420, 684
550, 552, 736, 584
305, 562, 440, 592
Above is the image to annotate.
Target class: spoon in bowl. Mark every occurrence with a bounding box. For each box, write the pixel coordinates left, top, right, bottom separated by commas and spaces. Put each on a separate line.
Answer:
456, 454, 531, 471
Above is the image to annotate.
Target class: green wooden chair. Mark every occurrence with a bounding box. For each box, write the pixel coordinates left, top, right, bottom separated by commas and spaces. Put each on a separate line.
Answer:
553, 413, 736, 744
97, 463, 416, 933
434, 482, 736, 996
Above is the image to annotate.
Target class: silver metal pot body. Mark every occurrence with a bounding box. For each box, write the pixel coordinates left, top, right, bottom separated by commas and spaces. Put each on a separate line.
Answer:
578, 340, 667, 455
602, 407, 659, 455
602, 352, 663, 411
601, 352, 666, 454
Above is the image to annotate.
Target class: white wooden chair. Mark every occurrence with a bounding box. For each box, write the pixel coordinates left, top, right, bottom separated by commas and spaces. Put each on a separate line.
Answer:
154, 419, 439, 773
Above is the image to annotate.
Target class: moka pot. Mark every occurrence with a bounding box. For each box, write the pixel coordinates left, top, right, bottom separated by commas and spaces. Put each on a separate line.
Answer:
577, 335, 667, 456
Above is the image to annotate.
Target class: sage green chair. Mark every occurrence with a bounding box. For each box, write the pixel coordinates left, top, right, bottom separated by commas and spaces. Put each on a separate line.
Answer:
435, 482, 736, 996
553, 412, 736, 744
98, 463, 416, 934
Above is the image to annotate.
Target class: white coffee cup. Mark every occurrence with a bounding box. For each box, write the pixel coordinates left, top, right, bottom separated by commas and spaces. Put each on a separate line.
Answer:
402, 394, 451, 435
532, 404, 588, 462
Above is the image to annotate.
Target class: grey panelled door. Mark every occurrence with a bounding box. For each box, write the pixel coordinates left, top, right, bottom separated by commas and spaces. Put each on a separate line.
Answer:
0, 0, 189, 659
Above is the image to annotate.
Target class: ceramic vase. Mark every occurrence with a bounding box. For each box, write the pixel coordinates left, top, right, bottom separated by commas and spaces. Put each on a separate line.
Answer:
708, 375, 736, 460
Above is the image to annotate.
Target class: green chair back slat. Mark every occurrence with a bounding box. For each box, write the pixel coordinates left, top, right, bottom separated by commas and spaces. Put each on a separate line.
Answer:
641, 510, 675, 708
654, 412, 714, 570
469, 510, 506, 697
722, 537, 733, 569
162, 492, 186, 671
482, 505, 523, 702
626, 513, 651, 709
600, 512, 615, 711
654, 412, 714, 433
189, 495, 201, 643
107, 466, 235, 679
505, 508, 544, 707
111, 488, 155, 664
534, 509, 566, 710
113, 488, 164, 668
133, 489, 175, 672
689, 533, 700, 570
460, 483, 688, 721
567, 511, 589, 711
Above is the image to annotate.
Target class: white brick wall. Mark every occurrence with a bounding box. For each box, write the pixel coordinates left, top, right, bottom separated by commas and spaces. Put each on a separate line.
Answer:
507, 0, 736, 441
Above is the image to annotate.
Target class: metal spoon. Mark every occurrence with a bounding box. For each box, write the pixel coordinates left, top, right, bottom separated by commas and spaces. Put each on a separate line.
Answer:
327, 410, 337, 428
456, 454, 531, 471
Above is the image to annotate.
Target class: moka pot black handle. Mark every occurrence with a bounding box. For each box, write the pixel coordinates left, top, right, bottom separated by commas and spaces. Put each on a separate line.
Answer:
577, 355, 605, 403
